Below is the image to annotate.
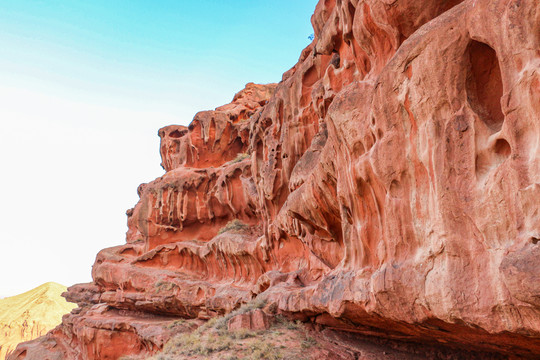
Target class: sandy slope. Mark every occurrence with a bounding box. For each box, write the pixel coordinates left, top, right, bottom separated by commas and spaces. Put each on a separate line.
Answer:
0, 282, 76, 360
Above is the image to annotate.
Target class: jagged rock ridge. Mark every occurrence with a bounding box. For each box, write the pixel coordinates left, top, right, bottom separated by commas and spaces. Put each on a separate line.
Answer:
10, 0, 540, 358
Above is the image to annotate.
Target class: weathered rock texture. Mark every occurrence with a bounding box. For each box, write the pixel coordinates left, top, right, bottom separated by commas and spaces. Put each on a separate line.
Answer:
10, 0, 540, 358
0, 283, 76, 360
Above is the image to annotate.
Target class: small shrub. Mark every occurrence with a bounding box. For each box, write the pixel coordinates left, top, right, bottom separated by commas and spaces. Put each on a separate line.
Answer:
267, 302, 278, 314
154, 280, 177, 292
213, 315, 229, 330
250, 297, 267, 310
285, 320, 301, 331
154, 298, 294, 360
201, 297, 267, 332
167, 332, 203, 355
233, 328, 256, 339
273, 315, 304, 332
212, 334, 234, 352
274, 315, 287, 325
196, 316, 218, 333
301, 336, 317, 349
166, 318, 187, 329
218, 219, 249, 234
230, 152, 250, 164
249, 339, 282, 360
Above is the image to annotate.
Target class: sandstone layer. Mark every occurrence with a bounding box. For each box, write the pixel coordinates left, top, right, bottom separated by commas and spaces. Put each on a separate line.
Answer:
0, 283, 76, 360
10, 0, 540, 359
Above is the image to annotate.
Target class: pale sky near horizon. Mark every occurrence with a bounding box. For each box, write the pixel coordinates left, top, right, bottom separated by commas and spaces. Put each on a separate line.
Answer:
0, 0, 317, 297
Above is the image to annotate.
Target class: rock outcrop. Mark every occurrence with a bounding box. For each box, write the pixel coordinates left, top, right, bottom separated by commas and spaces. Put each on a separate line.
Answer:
0, 283, 76, 360
10, 0, 540, 358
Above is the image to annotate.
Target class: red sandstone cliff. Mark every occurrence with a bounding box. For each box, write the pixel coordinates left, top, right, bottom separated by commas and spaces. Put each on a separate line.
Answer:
10, 0, 540, 359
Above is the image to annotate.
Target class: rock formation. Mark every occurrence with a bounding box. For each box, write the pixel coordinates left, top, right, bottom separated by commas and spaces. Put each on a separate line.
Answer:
9, 0, 540, 358
0, 283, 76, 360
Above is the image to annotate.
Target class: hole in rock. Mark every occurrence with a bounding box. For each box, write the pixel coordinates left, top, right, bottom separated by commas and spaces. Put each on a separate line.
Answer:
120, 248, 137, 256
302, 65, 318, 88
352, 141, 365, 156
169, 130, 184, 138
531, 237, 539, 245
258, 281, 270, 294
196, 287, 205, 300
466, 40, 504, 132
494, 138, 511, 157
330, 51, 341, 68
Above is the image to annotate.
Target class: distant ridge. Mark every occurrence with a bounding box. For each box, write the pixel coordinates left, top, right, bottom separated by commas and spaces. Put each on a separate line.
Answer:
0, 282, 76, 360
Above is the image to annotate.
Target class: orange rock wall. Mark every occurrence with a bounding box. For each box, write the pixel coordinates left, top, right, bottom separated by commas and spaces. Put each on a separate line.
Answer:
10, 0, 540, 359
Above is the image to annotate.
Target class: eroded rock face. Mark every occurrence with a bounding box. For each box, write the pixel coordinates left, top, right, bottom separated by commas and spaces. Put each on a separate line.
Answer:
10, 0, 540, 359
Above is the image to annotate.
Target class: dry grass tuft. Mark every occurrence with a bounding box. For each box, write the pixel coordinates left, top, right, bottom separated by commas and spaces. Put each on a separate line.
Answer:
154, 280, 178, 293
218, 219, 250, 235
146, 298, 319, 360
230, 152, 250, 164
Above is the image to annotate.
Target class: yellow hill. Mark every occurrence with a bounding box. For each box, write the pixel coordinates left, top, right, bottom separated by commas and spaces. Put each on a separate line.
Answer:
0, 282, 77, 360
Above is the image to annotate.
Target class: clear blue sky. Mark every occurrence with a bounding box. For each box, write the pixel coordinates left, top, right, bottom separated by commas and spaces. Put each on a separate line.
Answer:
0, 0, 317, 297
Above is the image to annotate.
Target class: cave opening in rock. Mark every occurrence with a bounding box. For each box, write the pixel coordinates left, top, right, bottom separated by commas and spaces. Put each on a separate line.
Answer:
494, 138, 511, 157
169, 130, 183, 138
466, 40, 504, 132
